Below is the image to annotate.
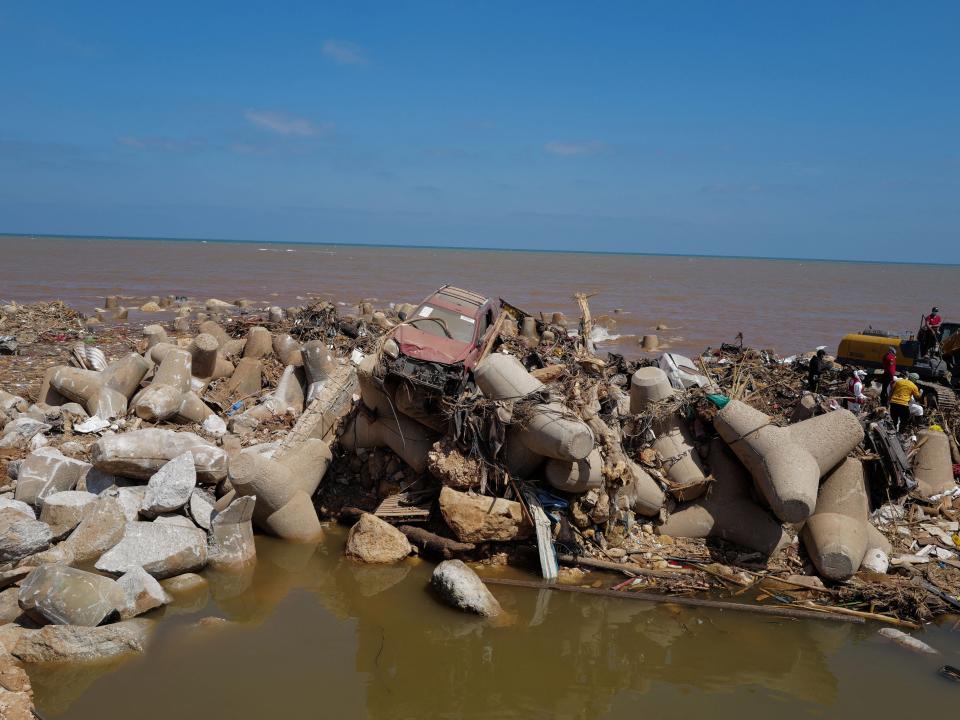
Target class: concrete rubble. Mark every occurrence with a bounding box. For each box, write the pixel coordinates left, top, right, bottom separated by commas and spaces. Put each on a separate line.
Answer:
0, 290, 959, 714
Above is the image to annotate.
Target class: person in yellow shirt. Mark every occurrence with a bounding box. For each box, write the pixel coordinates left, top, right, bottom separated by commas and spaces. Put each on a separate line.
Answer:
889, 372, 921, 430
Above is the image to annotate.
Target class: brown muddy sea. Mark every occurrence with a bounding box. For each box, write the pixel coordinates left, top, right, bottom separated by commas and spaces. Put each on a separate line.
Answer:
4, 236, 960, 718
3, 235, 957, 358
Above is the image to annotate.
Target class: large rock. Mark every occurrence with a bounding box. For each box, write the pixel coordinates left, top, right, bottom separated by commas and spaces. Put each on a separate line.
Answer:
0, 509, 52, 563
60, 489, 128, 564
430, 560, 502, 617
116, 567, 172, 619
0, 499, 34, 520
0, 646, 34, 720
140, 452, 197, 516
0, 418, 50, 449
91, 429, 227, 484
18, 565, 123, 626
438, 487, 531, 543
344, 513, 412, 564
95, 522, 207, 579
38, 490, 97, 533
427, 440, 483, 490
2, 619, 152, 663
13, 448, 91, 508
208, 495, 257, 569
188, 489, 215, 531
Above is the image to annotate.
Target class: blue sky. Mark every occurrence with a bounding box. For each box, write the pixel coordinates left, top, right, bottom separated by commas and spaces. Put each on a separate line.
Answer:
1, 1, 958, 261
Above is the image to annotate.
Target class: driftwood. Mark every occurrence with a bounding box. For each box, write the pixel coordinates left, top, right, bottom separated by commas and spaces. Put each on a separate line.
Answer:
398, 525, 476, 559
557, 553, 694, 580
483, 577, 863, 624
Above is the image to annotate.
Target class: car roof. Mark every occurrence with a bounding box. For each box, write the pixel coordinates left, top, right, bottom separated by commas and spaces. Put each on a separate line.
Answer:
431, 285, 489, 311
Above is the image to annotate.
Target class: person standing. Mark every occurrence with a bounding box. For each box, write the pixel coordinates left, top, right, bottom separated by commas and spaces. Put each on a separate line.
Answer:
847, 369, 867, 413
889, 372, 921, 430
920, 307, 943, 356
881, 346, 897, 404
807, 349, 828, 392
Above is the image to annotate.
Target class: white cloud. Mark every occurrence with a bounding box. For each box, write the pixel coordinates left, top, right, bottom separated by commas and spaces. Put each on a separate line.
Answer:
322, 39, 366, 66
544, 141, 605, 157
244, 109, 332, 137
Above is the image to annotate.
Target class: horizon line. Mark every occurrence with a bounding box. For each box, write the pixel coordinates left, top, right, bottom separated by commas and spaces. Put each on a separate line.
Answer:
1, 231, 958, 269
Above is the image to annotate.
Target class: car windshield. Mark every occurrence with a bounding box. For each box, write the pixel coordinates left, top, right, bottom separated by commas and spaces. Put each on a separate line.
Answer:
407, 304, 477, 343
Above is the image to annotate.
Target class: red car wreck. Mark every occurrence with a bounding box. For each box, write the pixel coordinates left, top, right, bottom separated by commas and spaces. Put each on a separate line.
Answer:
375, 285, 505, 428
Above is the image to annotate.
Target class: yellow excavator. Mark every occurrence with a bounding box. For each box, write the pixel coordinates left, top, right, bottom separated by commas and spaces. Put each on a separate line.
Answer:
836, 321, 960, 410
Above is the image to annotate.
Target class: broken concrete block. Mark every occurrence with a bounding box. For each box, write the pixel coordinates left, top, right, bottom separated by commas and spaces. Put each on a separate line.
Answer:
91, 429, 228, 483
0, 417, 51, 449
95, 522, 208, 579
438, 486, 532, 543
913, 428, 956, 498
227, 439, 330, 541
545, 448, 604, 493
18, 565, 123, 627
659, 440, 790, 555
140, 452, 197, 516
0, 509, 52, 563
54, 490, 128, 564
188, 488, 216, 530
802, 458, 871, 581
431, 559, 502, 617
474, 353, 594, 462
116, 567, 172, 619
208, 495, 257, 569
344, 513, 412, 564
14, 448, 91, 508
38, 490, 98, 534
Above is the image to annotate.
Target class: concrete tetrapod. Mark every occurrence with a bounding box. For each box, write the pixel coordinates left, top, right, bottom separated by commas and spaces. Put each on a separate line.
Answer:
91, 429, 228, 483
659, 440, 790, 555
242, 327, 273, 360
227, 439, 331, 541
715, 401, 863, 523
47, 354, 149, 419
545, 448, 604, 493
188, 333, 234, 388
133, 348, 192, 422
474, 353, 594, 462
343, 356, 438, 473
912, 429, 956, 499
302, 341, 336, 403
238, 365, 305, 422
802, 458, 872, 581
628, 366, 708, 500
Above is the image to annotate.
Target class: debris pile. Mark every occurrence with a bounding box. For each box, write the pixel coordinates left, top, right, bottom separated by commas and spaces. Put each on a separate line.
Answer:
0, 288, 958, 701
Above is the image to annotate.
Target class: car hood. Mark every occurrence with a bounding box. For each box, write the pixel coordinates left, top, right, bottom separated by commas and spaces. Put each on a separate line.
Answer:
394, 325, 471, 365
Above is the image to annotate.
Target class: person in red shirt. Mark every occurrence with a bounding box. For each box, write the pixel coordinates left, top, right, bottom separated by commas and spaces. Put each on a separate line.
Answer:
920, 306, 943, 356
881, 346, 897, 405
